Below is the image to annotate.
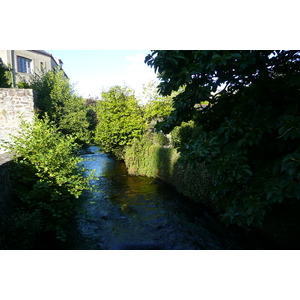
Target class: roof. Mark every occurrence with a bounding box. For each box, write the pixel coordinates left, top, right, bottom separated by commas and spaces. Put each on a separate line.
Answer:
29, 50, 63, 66
28, 50, 68, 78
29, 50, 53, 57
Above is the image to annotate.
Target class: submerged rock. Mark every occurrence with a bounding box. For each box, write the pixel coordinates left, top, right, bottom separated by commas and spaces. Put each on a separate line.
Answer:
121, 203, 137, 214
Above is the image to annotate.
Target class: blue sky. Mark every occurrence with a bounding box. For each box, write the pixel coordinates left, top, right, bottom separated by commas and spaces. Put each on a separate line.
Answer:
48, 50, 157, 101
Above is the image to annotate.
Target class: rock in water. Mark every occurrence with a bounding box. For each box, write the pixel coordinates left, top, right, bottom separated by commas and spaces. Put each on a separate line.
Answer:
121, 203, 137, 214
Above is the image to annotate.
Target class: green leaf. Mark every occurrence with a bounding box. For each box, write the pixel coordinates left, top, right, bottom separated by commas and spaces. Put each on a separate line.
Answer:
231, 53, 242, 59
212, 53, 222, 61
243, 169, 252, 176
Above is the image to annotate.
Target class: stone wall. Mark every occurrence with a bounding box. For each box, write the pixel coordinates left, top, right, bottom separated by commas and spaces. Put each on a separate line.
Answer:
0, 88, 35, 154
0, 88, 35, 219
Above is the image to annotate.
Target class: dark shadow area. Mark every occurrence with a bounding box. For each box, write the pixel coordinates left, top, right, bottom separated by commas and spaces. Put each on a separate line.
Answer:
0, 159, 85, 250
152, 143, 298, 250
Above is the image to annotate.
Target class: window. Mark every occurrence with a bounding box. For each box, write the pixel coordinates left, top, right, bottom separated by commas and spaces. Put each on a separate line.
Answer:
17, 56, 32, 73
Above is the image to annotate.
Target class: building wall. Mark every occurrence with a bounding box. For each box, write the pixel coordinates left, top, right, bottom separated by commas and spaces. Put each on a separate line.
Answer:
12, 50, 54, 85
0, 88, 35, 154
0, 50, 9, 65
0, 50, 61, 86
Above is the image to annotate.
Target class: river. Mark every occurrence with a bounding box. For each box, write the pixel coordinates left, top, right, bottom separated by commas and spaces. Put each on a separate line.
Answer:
71, 146, 278, 250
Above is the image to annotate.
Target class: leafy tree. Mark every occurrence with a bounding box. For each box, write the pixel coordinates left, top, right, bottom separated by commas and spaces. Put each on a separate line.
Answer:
95, 85, 144, 159
22, 69, 91, 144
146, 50, 300, 131
3, 116, 96, 241
142, 80, 175, 134
145, 50, 300, 229
85, 99, 98, 133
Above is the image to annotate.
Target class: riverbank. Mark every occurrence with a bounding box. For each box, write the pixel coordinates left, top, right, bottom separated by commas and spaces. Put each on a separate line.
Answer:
124, 139, 300, 249
124, 136, 213, 207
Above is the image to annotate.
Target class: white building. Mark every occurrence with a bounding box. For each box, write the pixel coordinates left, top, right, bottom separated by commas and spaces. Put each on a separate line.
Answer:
0, 50, 67, 87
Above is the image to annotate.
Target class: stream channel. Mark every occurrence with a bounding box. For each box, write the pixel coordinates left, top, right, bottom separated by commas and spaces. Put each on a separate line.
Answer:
72, 146, 276, 250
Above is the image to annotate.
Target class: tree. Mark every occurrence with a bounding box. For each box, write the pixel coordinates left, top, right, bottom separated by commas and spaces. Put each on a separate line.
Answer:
145, 50, 300, 229
4, 116, 95, 241
23, 69, 91, 144
95, 85, 144, 159
145, 50, 300, 132
142, 80, 174, 126
85, 99, 98, 133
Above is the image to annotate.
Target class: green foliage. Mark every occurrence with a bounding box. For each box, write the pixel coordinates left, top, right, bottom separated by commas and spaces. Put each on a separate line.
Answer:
170, 120, 202, 148
125, 132, 178, 178
142, 80, 174, 122
85, 99, 98, 132
124, 132, 210, 202
143, 96, 174, 123
57, 95, 92, 144
145, 50, 300, 133
153, 131, 169, 146
0, 62, 12, 88
95, 85, 144, 159
17, 81, 30, 88
145, 50, 300, 229
4, 116, 96, 241
22, 69, 91, 145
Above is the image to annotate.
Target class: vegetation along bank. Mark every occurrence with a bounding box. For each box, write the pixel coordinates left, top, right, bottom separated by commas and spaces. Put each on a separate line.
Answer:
97, 51, 300, 248
0, 67, 96, 248
1, 50, 300, 249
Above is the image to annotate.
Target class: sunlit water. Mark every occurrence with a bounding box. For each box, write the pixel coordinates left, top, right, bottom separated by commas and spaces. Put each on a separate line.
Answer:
74, 146, 257, 250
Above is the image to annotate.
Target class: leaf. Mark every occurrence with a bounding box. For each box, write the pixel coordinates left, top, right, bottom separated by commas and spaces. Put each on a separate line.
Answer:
278, 125, 286, 136
212, 53, 222, 61
243, 169, 253, 176
247, 215, 255, 226
231, 53, 242, 59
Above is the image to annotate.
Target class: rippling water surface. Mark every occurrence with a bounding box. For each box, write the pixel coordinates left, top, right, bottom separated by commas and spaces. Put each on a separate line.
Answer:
74, 146, 255, 250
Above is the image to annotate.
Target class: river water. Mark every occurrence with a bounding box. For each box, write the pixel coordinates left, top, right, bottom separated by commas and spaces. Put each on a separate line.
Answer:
72, 146, 277, 250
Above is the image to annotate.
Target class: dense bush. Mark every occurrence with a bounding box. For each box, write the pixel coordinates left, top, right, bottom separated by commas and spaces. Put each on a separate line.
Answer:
170, 120, 202, 148
124, 132, 210, 203
3, 116, 96, 241
125, 132, 171, 177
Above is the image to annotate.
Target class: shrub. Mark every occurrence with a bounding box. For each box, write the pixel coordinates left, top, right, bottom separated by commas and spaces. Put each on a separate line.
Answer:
4, 116, 96, 241
170, 120, 202, 148
124, 132, 210, 203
